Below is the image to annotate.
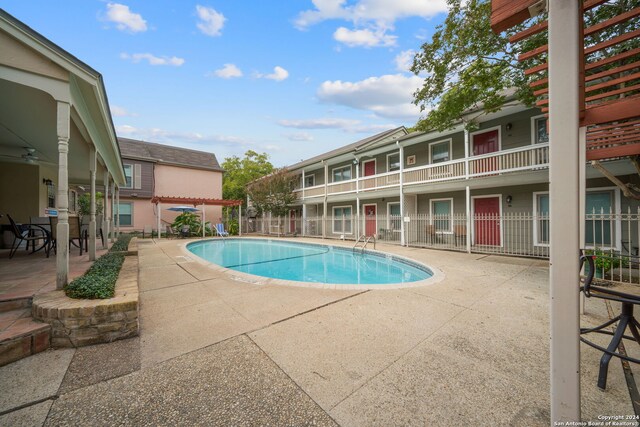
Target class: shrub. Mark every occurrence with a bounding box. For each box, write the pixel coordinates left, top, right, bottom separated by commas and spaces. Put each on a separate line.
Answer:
64, 234, 132, 299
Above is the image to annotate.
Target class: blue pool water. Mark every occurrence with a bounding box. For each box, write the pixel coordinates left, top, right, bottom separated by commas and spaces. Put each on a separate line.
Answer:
187, 239, 432, 285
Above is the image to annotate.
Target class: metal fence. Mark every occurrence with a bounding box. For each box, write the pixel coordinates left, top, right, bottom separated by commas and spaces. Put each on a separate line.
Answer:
240, 208, 640, 283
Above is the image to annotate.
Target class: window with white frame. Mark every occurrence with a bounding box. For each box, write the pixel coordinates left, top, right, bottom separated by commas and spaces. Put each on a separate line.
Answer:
304, 174, 315, 187
533, 116, 549, 144
586, 191, 614, 246
534, 193, 550, 245
431, 199, 453, 232
118, 202, 132, 226
332, 206, 352, 234
388, 203, 401, 231
123, 164, 133, 188
387, 153, 400, 172
429, 140, 451, 164
332, 165, 351, 182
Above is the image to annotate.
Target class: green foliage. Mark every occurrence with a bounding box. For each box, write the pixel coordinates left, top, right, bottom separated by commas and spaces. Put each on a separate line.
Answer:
171, 212, 202, 236
77, 192, 104, 217
227, 218, 239, 235
64, 234, 132, 299
222, 150, 274, 207
586, 249, 630, 272
411, 0, 637, 132
247, 168, 298, 217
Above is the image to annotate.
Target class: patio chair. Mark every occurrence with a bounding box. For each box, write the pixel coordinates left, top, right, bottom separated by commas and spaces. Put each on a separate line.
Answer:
143, 225, 153, 238
165, 225, 178, 239
49, 216, 85, 256
579, 253, 640, 390
80, 215, 105, 248
426, 225, 437, 245
179, 225, 190, 238
214, 223, 229, 237
6, 214, 50, 259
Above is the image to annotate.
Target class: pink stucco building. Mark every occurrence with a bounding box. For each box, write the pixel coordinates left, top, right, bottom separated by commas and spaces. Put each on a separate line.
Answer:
117, 138, 224, 233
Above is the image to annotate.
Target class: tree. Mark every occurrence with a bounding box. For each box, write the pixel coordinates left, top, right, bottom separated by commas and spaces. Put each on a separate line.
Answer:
410, 0, 637, 132
222, 150, 274, 206
247, 168, 298, 218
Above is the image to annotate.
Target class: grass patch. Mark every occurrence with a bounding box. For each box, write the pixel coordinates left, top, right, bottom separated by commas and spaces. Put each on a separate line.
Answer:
64, 234, 133, 299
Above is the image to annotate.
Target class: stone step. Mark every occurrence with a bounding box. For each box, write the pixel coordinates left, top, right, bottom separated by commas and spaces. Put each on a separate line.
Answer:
0, 290, 33, 313
0, 311, 51, 367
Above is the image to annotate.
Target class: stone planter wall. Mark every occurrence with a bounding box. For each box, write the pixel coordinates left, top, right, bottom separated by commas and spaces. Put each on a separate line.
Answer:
32, 256, 139, 348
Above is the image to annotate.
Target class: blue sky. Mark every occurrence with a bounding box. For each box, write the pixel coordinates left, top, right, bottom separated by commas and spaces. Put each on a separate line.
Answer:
1, 1, 449, 167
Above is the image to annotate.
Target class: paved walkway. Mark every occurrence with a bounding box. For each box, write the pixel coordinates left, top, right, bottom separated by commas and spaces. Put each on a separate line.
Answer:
0, 237, 636, 426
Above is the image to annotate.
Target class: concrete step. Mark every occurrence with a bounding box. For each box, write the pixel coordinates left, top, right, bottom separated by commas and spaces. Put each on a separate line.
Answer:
0, 291, 33, 313
0, 309, 51, 367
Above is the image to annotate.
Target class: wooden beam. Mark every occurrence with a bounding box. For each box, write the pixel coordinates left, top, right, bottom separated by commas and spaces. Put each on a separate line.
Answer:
583, 96, 640, 125
519, 43, 548, 61
590, 160, 640, 199
585, 71, 640, 93
584, 29, 640, 56
586, 61, 640, 83
584, 7, 640, 37
585, 47, 640, 71
585, 83, 640, 102
587, 144, 640, 161
491, 0, 540, 34
509, 20, 547, 43
630, 156, 640, 176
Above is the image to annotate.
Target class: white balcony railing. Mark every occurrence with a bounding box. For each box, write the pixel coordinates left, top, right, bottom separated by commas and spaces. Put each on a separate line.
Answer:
294, 143, 550, 200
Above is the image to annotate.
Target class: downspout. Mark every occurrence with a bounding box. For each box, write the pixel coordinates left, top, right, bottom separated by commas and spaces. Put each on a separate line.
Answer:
323, 160, 328, 239
355, 156, 360, 238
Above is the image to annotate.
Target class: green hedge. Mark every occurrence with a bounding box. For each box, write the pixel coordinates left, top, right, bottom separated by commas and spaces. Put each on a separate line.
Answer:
64, 234, 133, 299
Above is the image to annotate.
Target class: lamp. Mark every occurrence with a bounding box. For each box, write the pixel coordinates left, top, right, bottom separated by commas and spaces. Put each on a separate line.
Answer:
42, 178, 53, 186
353, 158, 359, 165
506, 123, 513, 131
506, 195, 513, 207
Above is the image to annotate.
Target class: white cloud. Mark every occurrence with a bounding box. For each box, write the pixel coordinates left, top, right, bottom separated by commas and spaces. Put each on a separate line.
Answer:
285, 132, 314, 142
317, 74, 423, 120
120, 53, 185, 66
394, 49, 416, 72
115, 125, 251, 148
110, 105, 137, 117
104, 3, 147, 33
212, 63, 243, 78
196, 5, 226, 37
257, 66, 289, 81
333, 27, 396, 47
278, 118, 397, 134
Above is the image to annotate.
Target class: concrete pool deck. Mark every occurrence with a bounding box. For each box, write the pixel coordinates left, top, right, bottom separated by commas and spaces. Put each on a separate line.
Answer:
0, 237, 636, 426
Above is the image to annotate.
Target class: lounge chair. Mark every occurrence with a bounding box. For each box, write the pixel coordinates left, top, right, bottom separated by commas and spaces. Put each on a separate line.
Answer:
214, 223, 229, 237
6, 214, 50, 259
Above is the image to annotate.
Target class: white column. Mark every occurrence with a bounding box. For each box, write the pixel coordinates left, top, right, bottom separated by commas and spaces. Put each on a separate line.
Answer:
302, 169, 306, 236
579, 126, 587, 314
464, 129, 470, 179
355, 158, 360, 238
103, 173, 110, 249
110, 181, 115, 243
549, 1, 581, 423
239, 205, 242, 236
466, 186, 471, 254
56, 101, 70, 289
202, 203, 206, 238
323, 161, 328, 239
398, 142, 405, 246
115, 187, 120, 237
89, 147, 97, 261
157, 202, 162, 240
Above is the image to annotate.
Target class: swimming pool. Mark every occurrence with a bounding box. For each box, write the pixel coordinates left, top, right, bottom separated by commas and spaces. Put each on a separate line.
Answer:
186, 238, 435, 287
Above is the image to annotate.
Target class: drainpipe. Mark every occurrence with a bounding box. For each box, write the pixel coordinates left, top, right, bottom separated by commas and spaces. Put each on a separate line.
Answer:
465, 186, 471, 254
397, 140, 405, 246
302, 169, 306, 236
464, 128, 470, 179
355, 157, 360, 238
323, 160, 328, 239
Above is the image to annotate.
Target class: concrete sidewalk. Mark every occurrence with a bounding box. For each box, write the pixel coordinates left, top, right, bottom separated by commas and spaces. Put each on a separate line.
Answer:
0, 237, 635, 426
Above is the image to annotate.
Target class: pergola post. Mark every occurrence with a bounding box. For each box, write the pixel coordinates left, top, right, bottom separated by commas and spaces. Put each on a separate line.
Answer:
239, 204, 242, 236
549, 1, 581, 423
157, 202, 162, 240
398, 142, 405, 246
103, 173, 110, 249
55, 101, 70, 289
89, 147, 97, 261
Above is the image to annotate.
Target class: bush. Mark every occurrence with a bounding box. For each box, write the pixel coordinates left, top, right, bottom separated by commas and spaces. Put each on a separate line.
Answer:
64, 234, 132, 299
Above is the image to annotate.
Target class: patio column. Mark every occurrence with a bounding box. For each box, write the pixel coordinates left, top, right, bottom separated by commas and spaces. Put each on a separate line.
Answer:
55, 101, 70, 289
89, 147, 97, 261
466, 186, 471, 254
323, 161, 328, 239
202, 202, 206, 238
355, 157, 360, 238
549, 1, 581, 423
464, 129, 470, 179
103, 173, 109, 249
302, 169, 306, 236
157, 202, 162, 240
579, 126, 587, 314
398, 142, 405, 246
115, 187, 120, 237
110, 181, 115, 243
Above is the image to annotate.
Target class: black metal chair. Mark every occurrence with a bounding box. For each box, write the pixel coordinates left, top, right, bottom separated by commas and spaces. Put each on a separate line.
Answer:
6, 214, 50, 259
579, 253, 640, 389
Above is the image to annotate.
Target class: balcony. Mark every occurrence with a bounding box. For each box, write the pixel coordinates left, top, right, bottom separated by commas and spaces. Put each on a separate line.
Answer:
294, 143, 549, 201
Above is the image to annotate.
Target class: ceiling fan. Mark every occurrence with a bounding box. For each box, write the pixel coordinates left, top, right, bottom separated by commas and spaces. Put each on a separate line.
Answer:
0, 147, 40, 164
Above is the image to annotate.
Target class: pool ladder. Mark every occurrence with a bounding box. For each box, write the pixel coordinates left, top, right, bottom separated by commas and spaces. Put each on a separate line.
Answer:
353, 235, 376, 253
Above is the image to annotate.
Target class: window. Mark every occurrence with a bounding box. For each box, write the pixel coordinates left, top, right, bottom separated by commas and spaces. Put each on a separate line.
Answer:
46, 182, 56, 209
533, 116, 549, 144
69, 190, 77, 213
429, 140, 451, 164
586, 191, 614, 246
123, 164, 133, 188
534, 193, 550, 245
333, 206, 352, 234
118, 202, 132, 226
387, 153, 400, 172
388, 203, 401, 231
304, 174, 315, 187
431, 199, 453, 232
332, 165, 351, 182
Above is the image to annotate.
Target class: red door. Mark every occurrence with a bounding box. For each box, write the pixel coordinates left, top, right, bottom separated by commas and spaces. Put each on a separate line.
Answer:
364, 204, 377, 236
290, 210, 296, 233
473, 130, 499, 173
474, 197, 500, 246
363, 160, 375, 176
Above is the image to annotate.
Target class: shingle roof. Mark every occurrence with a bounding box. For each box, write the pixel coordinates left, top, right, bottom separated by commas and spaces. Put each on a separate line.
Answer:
118, 138, 223, 172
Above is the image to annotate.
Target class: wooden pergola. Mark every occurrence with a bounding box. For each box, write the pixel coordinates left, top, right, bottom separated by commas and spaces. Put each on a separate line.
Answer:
490, 0, 639, 423
151, 196, 243, 238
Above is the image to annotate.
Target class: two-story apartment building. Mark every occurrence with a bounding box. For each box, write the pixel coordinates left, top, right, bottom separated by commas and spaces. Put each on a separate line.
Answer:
278, 103, 639, 259
117, 138, 224, 233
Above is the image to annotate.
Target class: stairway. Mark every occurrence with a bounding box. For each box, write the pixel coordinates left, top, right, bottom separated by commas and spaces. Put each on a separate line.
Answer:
0, 292, 51, 367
